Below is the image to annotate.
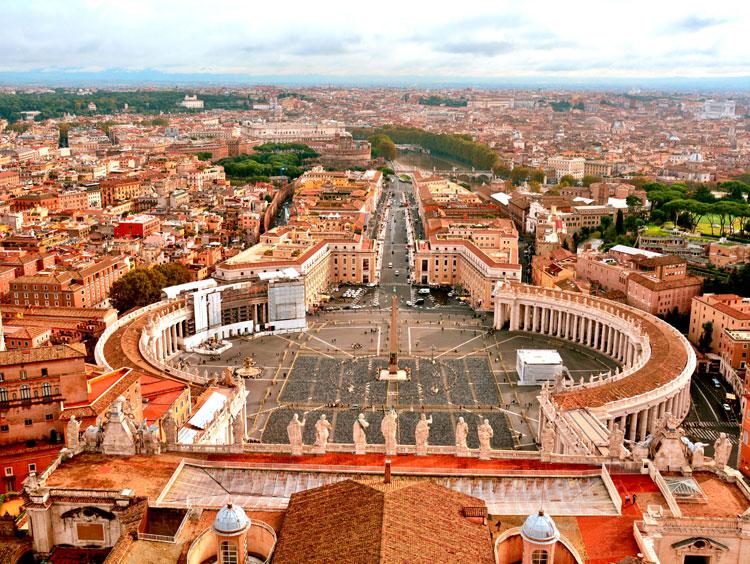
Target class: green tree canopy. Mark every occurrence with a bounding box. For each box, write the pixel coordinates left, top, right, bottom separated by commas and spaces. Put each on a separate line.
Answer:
109, 264, 192, 313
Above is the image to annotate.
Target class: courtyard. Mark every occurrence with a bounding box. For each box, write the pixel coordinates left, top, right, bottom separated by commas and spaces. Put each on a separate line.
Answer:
174, 308, 618, 452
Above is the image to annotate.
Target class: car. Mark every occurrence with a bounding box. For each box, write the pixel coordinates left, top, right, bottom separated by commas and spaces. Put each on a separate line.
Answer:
415, 298, 425, 305
418, 288, 430, 295
712, 378, 721, 388
723, 403, 732, 412
388, 262, 393, 268
406, 301, 413, 306
394, 270, 400, 276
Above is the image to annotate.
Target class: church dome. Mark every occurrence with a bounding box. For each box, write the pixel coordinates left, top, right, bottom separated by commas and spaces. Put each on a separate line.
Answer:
213, 502, 250, 535
520, 510, 559, 545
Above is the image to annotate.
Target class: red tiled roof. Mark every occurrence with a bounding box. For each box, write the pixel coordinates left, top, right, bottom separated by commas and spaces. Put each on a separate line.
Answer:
273, 479, 494, 564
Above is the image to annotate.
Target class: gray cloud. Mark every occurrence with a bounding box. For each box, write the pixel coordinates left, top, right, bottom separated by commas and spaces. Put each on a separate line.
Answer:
437, 40, 515, 56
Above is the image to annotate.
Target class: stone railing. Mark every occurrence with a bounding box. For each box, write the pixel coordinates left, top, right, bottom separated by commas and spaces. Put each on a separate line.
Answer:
632, 521, 660, 563
600, 464, 623, 515
646, 460, 682, 518
136, 509, 190, 544
96, 298, 187, 362
94, 299, 179, 369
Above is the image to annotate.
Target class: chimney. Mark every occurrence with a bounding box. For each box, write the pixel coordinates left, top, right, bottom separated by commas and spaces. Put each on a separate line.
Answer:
384, 459, 391, 484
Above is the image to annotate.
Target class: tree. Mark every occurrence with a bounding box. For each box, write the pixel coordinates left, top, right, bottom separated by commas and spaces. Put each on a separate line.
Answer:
558, 175, 577, 187
692, 184, 716, 204
600, 215, 613, 231
368, 134, 397, 161
698, 322, 713, 353
615, 209, 624, 235
109, 264, 191, 313
196, 152, 212, 161
582, 175, 602, 187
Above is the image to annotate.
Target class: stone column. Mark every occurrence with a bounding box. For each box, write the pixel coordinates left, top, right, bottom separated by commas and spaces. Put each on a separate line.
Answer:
509, 303, 519, 331
648, 405, 657, 434
593, 321, 600, 350
524, 304, 531, 330
171, 324, 178, 353
628, 411, 638, 442
637, 409, 649, 441
533, 306, 539, 332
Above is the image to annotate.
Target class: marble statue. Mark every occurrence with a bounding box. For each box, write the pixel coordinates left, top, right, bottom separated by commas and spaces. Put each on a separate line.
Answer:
353, 413, 369, 454
608, 424, 629, 459
66, 416, 81, 450
314, 414, 332, 452
541, 421, 556, 453
287, 413, 306, 456
146, 425, 161, 455
415, 414, 432, 455
164, 411, 178, 446
714, 432, 732, 468
478, 419, 494, 460
455, 417, 469, 449
83, 425, 100, 452
381, 409, 398, 455
232, 413, 245, 447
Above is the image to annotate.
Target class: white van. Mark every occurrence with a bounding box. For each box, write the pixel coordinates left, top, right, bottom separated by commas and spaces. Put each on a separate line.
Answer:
388, 262, 393, 268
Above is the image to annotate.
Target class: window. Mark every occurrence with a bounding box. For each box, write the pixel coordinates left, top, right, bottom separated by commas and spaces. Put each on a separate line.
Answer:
0, 425, 8, 433
4, 468, 12, 476
0, 373, 3, 382
42, 382, 51, 396
28, 463, 36, 472
220, 540, 238, 564
0, 389, 5, 402
20, 385, 31, 400
45, 414, 53, 421
20, 370, 27, 380
25, 419, 32, 426
532, 550, 548, 564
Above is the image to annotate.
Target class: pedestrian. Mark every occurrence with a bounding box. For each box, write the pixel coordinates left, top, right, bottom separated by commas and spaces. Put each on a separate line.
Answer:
632, 494, 637, 505
625, 494, 630, 504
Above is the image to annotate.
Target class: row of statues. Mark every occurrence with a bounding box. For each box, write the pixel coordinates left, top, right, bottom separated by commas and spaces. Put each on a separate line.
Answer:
541, 411, 734, 471
286, 410, 495, 458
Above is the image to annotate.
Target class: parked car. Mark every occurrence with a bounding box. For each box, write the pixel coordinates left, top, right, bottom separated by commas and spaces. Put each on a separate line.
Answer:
712, 378, 721, 388
723, 403, 732, 412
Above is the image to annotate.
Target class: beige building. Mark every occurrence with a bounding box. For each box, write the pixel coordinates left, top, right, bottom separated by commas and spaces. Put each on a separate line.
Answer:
689, 294, 750, 352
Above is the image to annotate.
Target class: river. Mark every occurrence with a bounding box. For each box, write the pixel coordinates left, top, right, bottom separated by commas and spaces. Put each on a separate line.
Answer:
393, 150, 471, 173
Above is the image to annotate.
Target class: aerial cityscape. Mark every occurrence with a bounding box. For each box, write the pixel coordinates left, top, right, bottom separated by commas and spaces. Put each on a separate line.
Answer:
2, 1, 750, 563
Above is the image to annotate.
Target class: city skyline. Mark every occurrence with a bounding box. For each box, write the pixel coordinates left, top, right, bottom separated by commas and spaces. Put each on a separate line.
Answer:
2, 0, 750, 86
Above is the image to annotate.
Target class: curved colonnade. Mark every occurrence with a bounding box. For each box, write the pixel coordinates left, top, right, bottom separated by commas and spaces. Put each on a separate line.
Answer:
494, 284, 696, 456
95, 297, 211, 384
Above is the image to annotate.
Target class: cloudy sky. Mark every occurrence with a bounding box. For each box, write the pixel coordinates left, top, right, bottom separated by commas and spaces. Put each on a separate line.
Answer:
1, 0, 749, 80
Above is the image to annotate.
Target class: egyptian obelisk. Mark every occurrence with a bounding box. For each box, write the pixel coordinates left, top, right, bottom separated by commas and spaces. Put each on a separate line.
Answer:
379, 290, 407, 381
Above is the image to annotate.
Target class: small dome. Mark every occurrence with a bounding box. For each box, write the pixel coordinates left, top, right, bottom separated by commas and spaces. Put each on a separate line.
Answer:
213, 502, 250, 535
520, 510, 559, 545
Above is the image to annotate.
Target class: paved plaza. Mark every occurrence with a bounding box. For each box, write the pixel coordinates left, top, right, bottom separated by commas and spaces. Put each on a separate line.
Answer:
175, 308, 617, 451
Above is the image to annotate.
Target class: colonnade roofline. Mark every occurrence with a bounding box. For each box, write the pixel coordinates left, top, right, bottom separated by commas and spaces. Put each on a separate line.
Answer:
494, 283, 695, 412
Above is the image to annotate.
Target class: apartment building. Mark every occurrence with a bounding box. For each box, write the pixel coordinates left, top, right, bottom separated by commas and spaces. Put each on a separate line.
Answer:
577, 246, 702, 316
0, 344, 87, 491
545, 156, 585, 181
689, 294, 750, 352
9, 255, 129, 308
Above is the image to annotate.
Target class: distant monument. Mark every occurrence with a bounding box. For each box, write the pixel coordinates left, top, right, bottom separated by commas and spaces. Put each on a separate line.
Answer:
378, 291, 408, 381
